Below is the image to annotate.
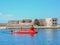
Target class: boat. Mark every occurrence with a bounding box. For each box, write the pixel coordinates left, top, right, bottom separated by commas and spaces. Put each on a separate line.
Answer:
11, 30, 37, 34
11, 25, 38, 34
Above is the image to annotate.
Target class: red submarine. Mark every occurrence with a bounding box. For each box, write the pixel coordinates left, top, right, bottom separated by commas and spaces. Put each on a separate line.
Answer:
11, 25, 37, 34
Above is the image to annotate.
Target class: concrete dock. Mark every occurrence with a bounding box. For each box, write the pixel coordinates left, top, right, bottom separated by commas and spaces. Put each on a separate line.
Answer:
0, 26, 60, 29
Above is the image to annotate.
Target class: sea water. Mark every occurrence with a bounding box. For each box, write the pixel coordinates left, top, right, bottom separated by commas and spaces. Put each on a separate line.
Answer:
0, 29, 60, 45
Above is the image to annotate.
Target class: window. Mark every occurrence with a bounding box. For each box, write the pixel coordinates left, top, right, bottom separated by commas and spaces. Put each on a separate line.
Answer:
50, 20, 51, 21
53, 20, 54, 21
53, 23, 54, 24
55, 20, 57, 21
55, 23, 57, 24
28, 20, 32, 23
53, 19, 57, 21
22, 20, 25, 23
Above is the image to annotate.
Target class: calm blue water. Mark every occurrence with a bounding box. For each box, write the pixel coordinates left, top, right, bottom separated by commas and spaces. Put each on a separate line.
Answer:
0, 29, 60, 45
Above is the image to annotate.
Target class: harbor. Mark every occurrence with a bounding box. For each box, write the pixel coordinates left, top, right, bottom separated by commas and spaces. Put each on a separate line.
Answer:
0, 0, 60, 45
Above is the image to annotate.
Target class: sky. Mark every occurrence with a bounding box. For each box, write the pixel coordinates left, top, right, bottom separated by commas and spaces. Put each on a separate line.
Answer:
0, 0, 60, 23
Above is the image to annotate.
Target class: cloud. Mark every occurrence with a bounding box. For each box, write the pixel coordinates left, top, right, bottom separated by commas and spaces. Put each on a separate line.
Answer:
6, 14, 13, 17
0, 12, 2, 16
0, 13, 14, 22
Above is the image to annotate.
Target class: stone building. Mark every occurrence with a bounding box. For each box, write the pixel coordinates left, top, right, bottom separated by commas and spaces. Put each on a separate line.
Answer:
34, 18, 57, 26
38, 19, 46, 26
0, 23, 7, 27
6, 18, 58, 28
46, 18, 57, 26
19, 19, 34, 26
8, 20, 19, 24
6, 20, 19, 28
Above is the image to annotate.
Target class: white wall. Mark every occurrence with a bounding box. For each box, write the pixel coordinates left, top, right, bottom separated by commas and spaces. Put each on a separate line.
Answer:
46, 18, 52, 26
46, 18, 58, 26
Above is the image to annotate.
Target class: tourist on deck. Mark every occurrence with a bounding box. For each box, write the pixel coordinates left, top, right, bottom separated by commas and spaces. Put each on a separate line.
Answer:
30, 25, 35, 31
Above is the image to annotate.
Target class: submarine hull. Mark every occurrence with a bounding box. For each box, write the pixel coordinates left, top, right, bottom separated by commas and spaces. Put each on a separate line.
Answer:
11, 30, 37, 34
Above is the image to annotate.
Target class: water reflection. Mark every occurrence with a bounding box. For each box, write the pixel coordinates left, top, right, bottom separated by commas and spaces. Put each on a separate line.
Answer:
52, 29, 58, 45
10, 28, 36, 40
45, 29, 53, 45
45, 29, 58, 45
29, 34, 35, 39
11, 33, 36, 41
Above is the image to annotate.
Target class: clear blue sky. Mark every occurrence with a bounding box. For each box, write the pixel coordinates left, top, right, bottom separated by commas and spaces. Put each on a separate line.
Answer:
0, 0, 60, 23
